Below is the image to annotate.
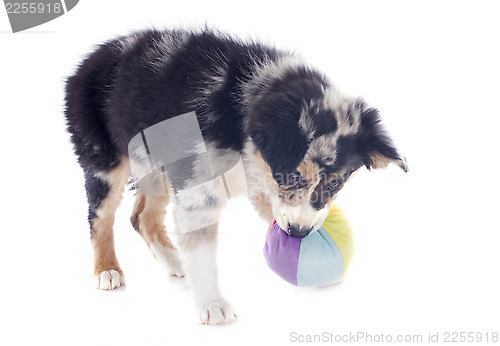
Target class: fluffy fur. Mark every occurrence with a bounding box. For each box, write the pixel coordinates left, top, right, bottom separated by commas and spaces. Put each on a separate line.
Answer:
65, 28, 407, 324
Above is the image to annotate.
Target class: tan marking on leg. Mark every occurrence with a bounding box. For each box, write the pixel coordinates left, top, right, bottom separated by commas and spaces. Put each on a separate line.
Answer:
137, 195, 176, 250
91, 158, 129, 287
130, 194, 145, 232
92, 216, 122, 276
132, 187, 184, 277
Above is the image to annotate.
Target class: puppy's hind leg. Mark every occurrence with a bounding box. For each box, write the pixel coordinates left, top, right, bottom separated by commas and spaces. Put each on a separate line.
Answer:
86, 158, 129, 290
130, 192, 184, 278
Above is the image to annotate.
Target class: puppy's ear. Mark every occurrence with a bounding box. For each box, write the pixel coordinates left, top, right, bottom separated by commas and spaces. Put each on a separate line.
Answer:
247, 93, 309, 183
358, 108, 408, 172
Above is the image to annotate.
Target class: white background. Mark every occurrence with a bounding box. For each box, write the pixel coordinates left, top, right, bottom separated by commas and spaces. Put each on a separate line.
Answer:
1, 1, 499, 345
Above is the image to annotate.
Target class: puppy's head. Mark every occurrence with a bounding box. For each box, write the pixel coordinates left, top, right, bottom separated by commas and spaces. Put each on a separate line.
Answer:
246, 68, 407, 237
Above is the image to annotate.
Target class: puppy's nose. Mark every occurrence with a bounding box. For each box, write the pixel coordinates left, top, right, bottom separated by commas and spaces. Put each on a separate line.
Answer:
288, 224, 313, 238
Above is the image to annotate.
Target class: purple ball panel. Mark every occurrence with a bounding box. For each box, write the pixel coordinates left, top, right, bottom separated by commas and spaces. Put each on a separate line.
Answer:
263, 222, 301, 285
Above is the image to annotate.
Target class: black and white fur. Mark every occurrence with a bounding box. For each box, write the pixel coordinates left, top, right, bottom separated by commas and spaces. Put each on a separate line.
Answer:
65, 28, 407, 324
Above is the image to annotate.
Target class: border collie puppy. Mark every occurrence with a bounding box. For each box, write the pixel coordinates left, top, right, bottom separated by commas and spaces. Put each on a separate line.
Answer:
65, 28, 407, 325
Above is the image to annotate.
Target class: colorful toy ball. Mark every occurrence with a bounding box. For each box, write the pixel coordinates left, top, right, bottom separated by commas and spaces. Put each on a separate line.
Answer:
263, 204, 354, 287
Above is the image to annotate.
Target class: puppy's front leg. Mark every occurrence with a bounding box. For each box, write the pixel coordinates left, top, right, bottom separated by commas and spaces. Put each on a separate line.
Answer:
177, 224, 237, 325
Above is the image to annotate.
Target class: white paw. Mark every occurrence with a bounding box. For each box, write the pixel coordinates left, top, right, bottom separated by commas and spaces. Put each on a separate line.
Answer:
168, 259, 185, 278
96, 270, 124, 290
200, 300, 237, 325
169, 268, 185, 278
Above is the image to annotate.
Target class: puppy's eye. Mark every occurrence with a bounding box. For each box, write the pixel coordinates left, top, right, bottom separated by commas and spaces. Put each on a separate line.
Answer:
327, 181, 340, 190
